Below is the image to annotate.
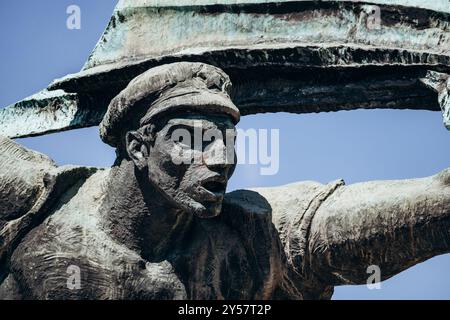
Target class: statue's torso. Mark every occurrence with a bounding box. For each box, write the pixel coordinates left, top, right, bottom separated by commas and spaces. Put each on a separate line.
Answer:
4, 169, 335, 300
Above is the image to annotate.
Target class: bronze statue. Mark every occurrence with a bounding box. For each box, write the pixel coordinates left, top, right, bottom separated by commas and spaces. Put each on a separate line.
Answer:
0, 0, 449, 300
1, 62, 449, 299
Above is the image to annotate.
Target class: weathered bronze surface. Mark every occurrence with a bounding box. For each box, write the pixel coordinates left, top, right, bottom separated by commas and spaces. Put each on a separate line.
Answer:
0, 1, 449, 300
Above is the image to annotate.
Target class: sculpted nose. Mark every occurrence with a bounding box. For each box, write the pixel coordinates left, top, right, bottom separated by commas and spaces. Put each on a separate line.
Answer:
203, 138, 234, 172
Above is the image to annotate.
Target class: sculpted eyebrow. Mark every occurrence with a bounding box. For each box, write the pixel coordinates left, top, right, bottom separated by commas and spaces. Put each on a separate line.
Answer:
167, 121, 216, 132
166, 123, 201, 136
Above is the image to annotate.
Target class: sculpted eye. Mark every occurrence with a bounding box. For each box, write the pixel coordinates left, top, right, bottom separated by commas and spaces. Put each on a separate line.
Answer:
170, 126, 195, 148
177, 135, 192, 148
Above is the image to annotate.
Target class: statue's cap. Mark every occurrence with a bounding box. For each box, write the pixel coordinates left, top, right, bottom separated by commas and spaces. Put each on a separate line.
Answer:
99, 62, 240, 148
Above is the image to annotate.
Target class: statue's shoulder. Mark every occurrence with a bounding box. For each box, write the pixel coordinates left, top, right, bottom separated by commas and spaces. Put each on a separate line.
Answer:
6, 168, 111, 298
224, 180, 345, 254
224, 182, 328, 228
0, 136, 96, 220
225, 181, 343, 294
0, 136, 98, 283
0, 135, 57, 221
223, 189, 272, 219
250, 181, 345, 224
8, 168, 186, 299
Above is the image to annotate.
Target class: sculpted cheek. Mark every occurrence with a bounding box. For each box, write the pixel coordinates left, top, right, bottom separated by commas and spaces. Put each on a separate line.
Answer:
179, 169, 199, 193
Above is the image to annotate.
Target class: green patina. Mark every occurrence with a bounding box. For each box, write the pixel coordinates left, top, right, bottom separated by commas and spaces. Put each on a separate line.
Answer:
1, 0, 449, 138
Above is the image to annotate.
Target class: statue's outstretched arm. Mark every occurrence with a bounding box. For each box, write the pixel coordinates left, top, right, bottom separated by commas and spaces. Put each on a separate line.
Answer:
307, 168, 450, 286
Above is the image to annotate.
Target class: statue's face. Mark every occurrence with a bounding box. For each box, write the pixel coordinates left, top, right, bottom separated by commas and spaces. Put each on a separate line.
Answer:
127, 113, 237, 218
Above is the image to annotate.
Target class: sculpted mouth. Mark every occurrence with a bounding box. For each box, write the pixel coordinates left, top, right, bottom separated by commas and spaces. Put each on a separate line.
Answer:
200, 176, 227, 199
203, 181, 225, 193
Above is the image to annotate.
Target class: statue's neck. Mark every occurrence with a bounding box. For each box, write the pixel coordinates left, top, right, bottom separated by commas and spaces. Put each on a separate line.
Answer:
100, 159, 193, 261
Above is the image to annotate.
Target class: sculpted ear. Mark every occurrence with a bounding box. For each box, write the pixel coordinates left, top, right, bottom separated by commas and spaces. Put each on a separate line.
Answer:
126, 131, 149, 170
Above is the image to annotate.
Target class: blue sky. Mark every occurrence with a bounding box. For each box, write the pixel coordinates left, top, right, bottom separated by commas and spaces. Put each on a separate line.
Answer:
1, 1, 450, 299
